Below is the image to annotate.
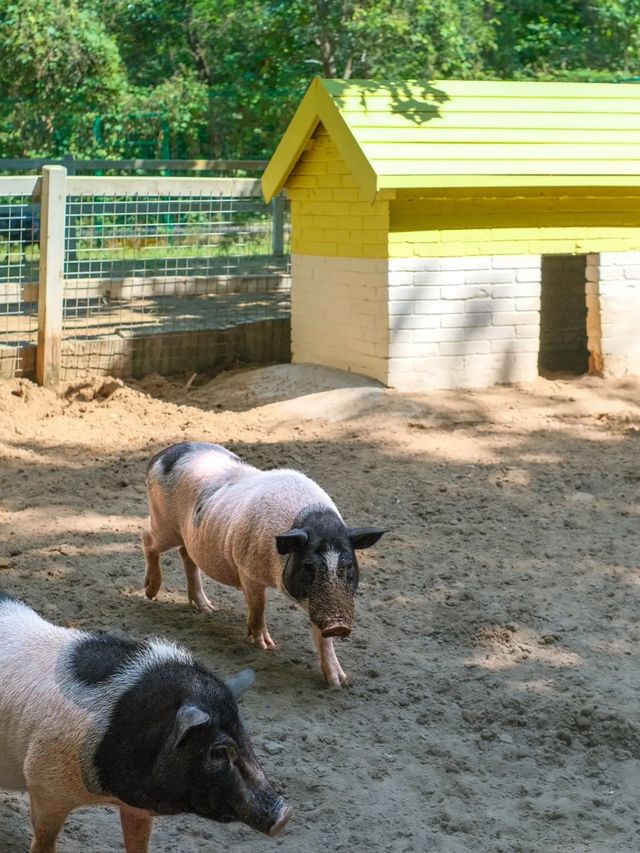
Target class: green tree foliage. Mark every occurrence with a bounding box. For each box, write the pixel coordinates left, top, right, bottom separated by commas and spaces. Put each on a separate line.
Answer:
492, 0, 640, 79
103, 0, 500, 156
1, 0, 639, 159
0, 0, 126, 155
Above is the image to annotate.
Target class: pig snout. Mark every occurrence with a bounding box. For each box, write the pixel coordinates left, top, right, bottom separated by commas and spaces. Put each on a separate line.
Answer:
268, 800, 293, 837
240, 788, 291, 837
321, 621, 351, 639
230, 757, 292, 838
309, 580, 355, 639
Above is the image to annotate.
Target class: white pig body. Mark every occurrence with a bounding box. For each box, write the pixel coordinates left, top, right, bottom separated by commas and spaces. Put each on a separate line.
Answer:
0, 598, 95, 799
143, 443, 386, 687
147, 453, 340, 591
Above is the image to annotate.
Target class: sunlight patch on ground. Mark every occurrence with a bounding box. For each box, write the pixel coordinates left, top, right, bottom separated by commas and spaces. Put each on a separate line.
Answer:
468, 624, 584, 672
0, 507, 145, 534
465, 647, 583, 672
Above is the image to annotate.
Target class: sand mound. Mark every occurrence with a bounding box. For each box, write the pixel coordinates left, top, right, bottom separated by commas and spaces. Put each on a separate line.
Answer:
258, 386, 386, 422
0, 379, 63, 422
189, 363, 382, 412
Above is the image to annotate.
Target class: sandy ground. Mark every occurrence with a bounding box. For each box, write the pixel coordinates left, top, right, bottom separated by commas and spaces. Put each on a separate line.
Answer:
1, 363, 640, 853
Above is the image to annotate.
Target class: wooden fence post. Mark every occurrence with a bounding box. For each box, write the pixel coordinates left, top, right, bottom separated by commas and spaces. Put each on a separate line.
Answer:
271, 192, 285, 256
36, 165, 67, 387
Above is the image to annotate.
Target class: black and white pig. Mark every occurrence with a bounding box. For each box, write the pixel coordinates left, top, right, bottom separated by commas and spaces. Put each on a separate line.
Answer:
0, 591, 291, 853
142, 442, 386, 688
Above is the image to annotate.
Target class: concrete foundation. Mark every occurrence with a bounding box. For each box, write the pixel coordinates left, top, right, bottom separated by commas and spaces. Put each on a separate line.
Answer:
0, 318, 290, 381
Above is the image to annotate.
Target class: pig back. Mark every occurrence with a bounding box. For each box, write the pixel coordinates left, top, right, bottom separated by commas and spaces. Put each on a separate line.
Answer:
146, 442, 252, 549
190, 469, 341, 589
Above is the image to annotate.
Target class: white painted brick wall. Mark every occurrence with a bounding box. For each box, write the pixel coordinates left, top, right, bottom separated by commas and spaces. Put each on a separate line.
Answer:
592, 252, 640, 377
291, 252, 547, 390
387, 255, 542, 390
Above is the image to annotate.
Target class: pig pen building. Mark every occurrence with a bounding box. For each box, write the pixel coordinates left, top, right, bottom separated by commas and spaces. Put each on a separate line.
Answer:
262, 78, 640, 390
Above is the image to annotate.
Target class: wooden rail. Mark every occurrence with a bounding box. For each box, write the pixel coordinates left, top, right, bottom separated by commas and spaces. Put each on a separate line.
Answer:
0, 157, 268, 174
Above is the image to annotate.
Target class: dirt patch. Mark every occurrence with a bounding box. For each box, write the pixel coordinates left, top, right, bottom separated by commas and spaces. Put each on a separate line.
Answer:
1, 366, 640, 852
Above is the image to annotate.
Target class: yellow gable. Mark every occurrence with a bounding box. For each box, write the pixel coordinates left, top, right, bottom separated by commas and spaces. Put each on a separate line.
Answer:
263, 77, 640, 202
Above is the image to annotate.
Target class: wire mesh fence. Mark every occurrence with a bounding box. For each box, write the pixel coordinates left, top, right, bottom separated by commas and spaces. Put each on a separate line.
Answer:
0, 194, 40, 379
0, 170, 291, 382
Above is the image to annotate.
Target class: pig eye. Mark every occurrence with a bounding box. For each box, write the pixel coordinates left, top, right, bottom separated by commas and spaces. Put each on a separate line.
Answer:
342, 565, 355, 583
210, 742, 237, 764
301, 560, 315, 576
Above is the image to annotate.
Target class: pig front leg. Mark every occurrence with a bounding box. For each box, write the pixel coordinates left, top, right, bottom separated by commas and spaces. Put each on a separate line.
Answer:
179, 546, 216, 614
120, 804, 153, 853
311, 625, 348, 688
29, 788, 72, 853
241, 580, 277, 650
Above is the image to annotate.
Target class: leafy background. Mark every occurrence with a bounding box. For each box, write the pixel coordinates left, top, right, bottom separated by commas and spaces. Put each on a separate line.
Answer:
1, 0, 639, 159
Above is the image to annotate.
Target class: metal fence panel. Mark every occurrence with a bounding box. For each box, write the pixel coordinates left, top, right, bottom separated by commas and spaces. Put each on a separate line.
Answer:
0, 191, 40, 380
0, 170, 291, 383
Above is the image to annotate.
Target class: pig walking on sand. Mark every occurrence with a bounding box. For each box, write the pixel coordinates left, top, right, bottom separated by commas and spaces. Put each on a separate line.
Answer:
142, 442, 386, 688
0, 591, 291, 853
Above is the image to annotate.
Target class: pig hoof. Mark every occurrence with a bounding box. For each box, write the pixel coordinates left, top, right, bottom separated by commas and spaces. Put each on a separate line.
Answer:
324, 668, 350, 689
144, 581, 160, 600
249, 630, 277, 651
190, 597, 216, 615
252, 638, 278, 651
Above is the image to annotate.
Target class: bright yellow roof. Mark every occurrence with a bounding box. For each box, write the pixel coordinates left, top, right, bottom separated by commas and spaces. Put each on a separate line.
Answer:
262, 77, 640, 201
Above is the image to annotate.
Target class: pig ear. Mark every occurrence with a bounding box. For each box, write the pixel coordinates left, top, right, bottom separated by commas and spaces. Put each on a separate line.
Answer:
348, 527, 387, 550
226, 668, 255, 699
175, 704, 211, 747
275, 528, 309, 555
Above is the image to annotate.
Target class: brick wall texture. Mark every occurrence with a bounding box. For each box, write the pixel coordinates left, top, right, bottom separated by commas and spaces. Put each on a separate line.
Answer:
291, 251, 640, 390
287, 126, 389, 258
291, 254, 389, 383
588, 252, 640, 377
387, 255, 542, 390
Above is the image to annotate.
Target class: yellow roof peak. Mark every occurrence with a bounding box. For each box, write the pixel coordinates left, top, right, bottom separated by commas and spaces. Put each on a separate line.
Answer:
262, 77, 379, 203
262, 77, 640, 201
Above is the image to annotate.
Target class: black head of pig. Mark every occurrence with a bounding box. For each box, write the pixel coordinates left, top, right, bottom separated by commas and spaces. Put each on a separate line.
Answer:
276, 506, 386, 638
93, 659, 291, 836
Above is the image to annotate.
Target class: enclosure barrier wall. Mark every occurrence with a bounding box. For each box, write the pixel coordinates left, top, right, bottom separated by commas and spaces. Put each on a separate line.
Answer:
0, 166, 290, 385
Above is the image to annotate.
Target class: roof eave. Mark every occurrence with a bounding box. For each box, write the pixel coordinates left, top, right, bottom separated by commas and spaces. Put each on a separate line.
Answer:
262, 78, 322, 203
262, 77, 379, 203
378, 174, 640, 191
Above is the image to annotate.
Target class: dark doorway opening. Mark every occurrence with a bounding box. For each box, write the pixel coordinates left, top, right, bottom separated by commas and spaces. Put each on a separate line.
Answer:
538, 254, 589, 376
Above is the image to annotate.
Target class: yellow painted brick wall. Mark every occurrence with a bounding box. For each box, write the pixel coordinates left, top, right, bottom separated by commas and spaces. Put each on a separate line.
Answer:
288, 125, 389, 258
389, 190, 640, 257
